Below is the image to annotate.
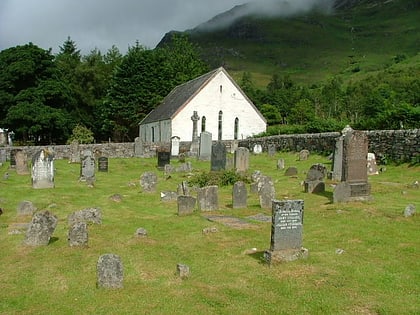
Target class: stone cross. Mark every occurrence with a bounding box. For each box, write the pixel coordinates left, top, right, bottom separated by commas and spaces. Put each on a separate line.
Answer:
191, 111, 200, 142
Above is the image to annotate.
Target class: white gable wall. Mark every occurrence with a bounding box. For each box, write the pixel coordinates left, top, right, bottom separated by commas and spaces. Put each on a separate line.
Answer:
171, 71, 266, 141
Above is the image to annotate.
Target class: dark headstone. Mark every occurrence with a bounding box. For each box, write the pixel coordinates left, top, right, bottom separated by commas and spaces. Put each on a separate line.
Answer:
140, 171, 158, 193
197, 185, 219, 211
264, 199, 308, 264
234, 147, 249, 173
210, 142, 226, 171
284, 166, 298, 176
157, 149, 171, 169
98, 157, 108, 172
23, 211, 58, 246
304, 163, 327, 193
17, 200, 37, 216
97, 254, 124, 289
31, 149, 54, 189
232, 181, 247, 209
177, 196, 196, 216
68, 222, 88, 247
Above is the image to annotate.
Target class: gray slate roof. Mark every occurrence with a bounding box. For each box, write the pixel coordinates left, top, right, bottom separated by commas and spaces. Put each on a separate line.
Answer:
139, 68, 220, 125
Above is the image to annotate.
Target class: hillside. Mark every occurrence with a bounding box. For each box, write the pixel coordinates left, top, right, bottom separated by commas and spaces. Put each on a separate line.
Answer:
159, 0, 419, 86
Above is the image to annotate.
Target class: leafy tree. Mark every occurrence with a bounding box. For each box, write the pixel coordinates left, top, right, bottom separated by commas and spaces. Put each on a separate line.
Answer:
67, 124, 95, 144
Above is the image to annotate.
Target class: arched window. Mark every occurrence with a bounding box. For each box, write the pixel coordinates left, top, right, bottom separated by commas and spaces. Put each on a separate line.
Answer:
219, 85, 223, 93
218, 111, 223, 140
151, 126, 155, 142
201, 116, 206, 132
234, 117, 239, 140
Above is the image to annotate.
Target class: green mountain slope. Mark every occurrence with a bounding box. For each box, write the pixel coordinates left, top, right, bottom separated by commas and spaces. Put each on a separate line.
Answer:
160, 0, 419, 86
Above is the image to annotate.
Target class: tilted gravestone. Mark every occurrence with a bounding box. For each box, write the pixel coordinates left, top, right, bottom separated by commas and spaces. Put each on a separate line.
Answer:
98, 156, 109, 172
23, 211, 58, 246
15, 150, 29, 175
284, 166, 298, 176
232, 181, 247, 209
333, 127, 371, 203
68, 207, 102, 226
304, 163, 327, 193
234, 147, 249, 173
97, 254, 124, 289
31, 149, 54, 189
140, 171, 158, 193
177, 195, 196, 216
68, 221, 88, 247
199, 131, 212, 161
210, 142, 226, 171
197, 185, 219, 211
264, 199, 308, 264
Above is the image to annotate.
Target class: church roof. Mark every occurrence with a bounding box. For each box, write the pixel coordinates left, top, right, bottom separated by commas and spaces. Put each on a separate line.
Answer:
139, 68, 220, 125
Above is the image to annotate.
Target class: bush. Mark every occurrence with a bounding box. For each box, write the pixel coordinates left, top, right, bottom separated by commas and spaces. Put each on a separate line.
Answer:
67, 124, 94, 144
188, 169, 250, 188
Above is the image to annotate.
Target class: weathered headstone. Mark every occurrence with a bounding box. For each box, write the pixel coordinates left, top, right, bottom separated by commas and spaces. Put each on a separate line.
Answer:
98, 156, 109, 172
210, 142, 226, 171
0, 149, 6, 164
367, 152, 379, 175
298, 149, 310, 161
160, 191, 178, 202
178, 153, 186, 163
97, 254, 124, 289
234, 147, 249, 173
284, 166, 298, 176
68, 222, 88, 247
157, 148, 171, 169
140, 171, 158, 193
80, 154, 95, 181
17, 200, 37, 216
304, 163, 327, 193
197, 185, 219, 211
134, 137, 144, 157
232, 181, 247, 209
68, 207, 102, 226
277, 158, 285, 170
258, 176, 275, 209
23, 211, 58, 246
31, 149, 54, 189
403, 204, 416, 217
199, 131, 212, 160
0, 128, 7, 146
264, 199, 308, 264
253, 144, 262, 154
176, 263, 190, 279
177, 195, 196, 216
9, 149, 18, 168
331, 131, 345, 181
69, 140, 80, 163
177, 181, 190, 196
268, 145, 276, 156
15, 150, 29, 175
171, 136, 180, 157
135, 228, 148, 237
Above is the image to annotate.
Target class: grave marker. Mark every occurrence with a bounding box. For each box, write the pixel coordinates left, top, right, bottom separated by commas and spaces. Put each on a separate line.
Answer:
31, 149, 54, 189
177, 195, 196, 216
232, 181, 247, 209
197, 185, 219, 211
98, 156, 109, 172
23, 211, 58, 246
80, 153, 95, 181
234, 147, 249, 173
68, 222, 88, 247
97, 254, 124, 289
199, 131, 212, 160
210, 142, 226, 171
157, 148, 170, 169
171, 136, 180, 157
15, 150, 29, 175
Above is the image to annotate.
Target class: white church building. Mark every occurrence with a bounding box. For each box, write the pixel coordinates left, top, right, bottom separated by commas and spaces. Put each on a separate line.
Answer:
138, 67, 266, 142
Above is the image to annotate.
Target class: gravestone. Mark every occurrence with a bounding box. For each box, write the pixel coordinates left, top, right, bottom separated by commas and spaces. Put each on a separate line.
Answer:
299, 149, 310, 161
210, 142, 226, 171
160, 191, 178, 202
69, 140, 80, 163
177, 195, 196, 216
234, 147, 249, 173
10, 149, 18, 168
253, 144, 262, 154
197, 185, 219, 211
23, 211, 58, 246
140, 171, 158, 193
68, 208, 102, 226
178, 153, 186, 163
190, 111, 200, 156
15, 150, 29, 175
171, 136, 180, 157
97, 254, 124, 289
177, 181, 190, 196
258, 176, 275, 209
134, 137, 144, 157
264, 199, 308, 264
268, 145, 276, 156
277, 158, 285, 170
284, 166, 298, 176
68, 222, 88, 247
157, 148, 170, 169
333, 127, 371, 203
404, 204, 416, 217
0, 129, 6, 145
98, 156, 109, 172
135, 228, 148, 237
31, 149, 55, 189
331, 131, 346, 181
199, 131, 212, 160
17, 200, 37, 216
232, 181, 247, 209
304, 163, 327, 193
0, 149, 6, 163
80, 153, 95, 181
176, 264, 190, 279
367, 153, 379, 175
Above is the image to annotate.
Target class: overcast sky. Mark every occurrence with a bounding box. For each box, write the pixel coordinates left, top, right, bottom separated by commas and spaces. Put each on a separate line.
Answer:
0, 0, 333, 55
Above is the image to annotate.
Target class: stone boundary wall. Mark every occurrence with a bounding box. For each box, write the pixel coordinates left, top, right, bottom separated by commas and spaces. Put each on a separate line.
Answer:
1, 129, 418, 163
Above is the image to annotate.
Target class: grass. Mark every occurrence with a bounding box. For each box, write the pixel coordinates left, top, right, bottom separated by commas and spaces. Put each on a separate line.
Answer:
0, 153, 419, 314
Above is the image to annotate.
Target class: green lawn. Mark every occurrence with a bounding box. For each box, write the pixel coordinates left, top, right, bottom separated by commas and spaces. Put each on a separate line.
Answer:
0, 153, 419, 314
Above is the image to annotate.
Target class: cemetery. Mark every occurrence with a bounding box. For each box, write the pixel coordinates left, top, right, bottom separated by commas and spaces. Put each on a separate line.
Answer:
0, 138, 419, 314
